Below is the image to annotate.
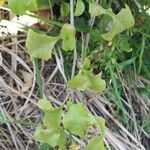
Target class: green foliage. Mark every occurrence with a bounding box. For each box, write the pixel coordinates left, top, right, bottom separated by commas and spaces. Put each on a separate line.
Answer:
60, 2, 70, 18
74, 0, 85, 16
6, 0, 146, 149
26, 29, 59, 61
113, 35, 132, 52
63, 103, 90, 137
89, 2, 135, 41
84, 136, 105, 150
60, 23, 76, 51
8, 0, 37, 15
34, 99, 105, 149
68, 58, 106, 92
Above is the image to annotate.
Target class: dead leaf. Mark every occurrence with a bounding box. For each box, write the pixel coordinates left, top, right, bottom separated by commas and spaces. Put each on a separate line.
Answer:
20, 70, 33, 92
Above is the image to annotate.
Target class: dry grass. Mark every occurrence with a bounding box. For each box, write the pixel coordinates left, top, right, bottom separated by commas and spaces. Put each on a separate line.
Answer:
0, 39, 150, 149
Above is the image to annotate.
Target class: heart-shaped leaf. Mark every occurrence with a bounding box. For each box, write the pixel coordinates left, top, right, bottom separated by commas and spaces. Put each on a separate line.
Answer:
60, 23, 76, 51
26, 29, 59, 60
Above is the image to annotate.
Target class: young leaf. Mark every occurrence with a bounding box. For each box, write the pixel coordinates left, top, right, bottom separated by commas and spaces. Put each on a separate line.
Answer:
38, 99, 52, 111
84, 136, 105, 150
68, 71, 106, 93
89, 73, 106, 93
67, 72, 90, 90
60, 2, 70, 17
60, 24, 76, 51
34, 124, 61, 147
8, 0, 37, 15
26, 29, 59, 60
74, 0, 85, 16
63, 103, 90, 137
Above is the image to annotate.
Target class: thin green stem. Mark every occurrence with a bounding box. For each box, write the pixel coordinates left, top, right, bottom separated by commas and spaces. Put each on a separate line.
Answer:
34, 58, 44, 99
138, 35, 145, 73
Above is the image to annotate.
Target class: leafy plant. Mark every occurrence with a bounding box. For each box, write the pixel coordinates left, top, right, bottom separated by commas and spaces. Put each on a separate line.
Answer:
34, 99, 105, 149
4, 0, 137, 149
68, 58, 106, 92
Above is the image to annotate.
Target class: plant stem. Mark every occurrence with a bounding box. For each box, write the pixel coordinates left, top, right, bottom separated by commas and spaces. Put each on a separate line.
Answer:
34, 58, 43, 99
70, 0, 74, 25
70, 0, 77, 78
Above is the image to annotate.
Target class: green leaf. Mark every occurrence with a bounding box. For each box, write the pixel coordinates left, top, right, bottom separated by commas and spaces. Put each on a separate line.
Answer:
89, 2, 135, 41
96, 117, 105, 138
34, 124, 60, 147
8, 0, 37, 15
26, 29, 59, 60
74, 0, 85, 16
68, 71, 106, 93
82, 57, 91, 70
34, 143, 49, 150
43, 107, 62, 129
101, 5, 135, 41
84, 136, 105, 150
63, 103, 90, 137
90, 29, 102, 41
75, 18, 90, 32
60, 24, 76, 51
38, 99, 52, 111
57, 129, 66, 149
113, 35, 132, 52
38, 99, 62, 129
68, 57, 106, 92
89, 73, 106, 93
89, 2, 112, 17
68, 72, 90, 90
60, 2, 70, 17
